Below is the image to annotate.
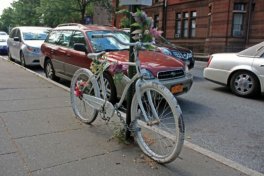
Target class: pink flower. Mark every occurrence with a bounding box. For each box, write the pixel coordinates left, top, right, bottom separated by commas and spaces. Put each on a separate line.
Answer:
150, 28, 163, 38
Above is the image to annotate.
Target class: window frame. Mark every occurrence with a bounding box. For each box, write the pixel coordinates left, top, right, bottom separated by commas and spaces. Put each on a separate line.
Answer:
232, 3, 247, 38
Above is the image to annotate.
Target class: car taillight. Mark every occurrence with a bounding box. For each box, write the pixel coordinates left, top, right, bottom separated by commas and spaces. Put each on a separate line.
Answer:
206, 55, 213, 67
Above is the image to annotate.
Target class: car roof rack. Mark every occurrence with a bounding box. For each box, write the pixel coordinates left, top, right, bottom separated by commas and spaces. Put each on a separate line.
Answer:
57, 23, 85, 28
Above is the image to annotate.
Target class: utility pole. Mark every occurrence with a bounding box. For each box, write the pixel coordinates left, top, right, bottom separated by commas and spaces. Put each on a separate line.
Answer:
119, 0, 152, 140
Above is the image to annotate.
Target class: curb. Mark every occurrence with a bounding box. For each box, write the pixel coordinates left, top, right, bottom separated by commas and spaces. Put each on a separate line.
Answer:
1, 56, 263, 176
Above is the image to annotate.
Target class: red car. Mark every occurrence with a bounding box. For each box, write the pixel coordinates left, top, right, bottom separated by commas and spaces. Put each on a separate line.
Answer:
40, 23, 193, 102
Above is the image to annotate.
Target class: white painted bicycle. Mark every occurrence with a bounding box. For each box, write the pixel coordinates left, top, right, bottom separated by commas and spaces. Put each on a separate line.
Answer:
70, 34, 185, 163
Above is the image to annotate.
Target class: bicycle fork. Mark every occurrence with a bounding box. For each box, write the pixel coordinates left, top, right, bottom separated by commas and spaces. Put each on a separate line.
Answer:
135, 80, 160, 126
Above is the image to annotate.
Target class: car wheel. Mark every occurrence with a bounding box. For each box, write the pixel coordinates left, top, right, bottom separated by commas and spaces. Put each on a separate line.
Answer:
230, 71, 259, 97
44, 59, 59, 81
20, 52, 27, 67
100, 72, 117, 104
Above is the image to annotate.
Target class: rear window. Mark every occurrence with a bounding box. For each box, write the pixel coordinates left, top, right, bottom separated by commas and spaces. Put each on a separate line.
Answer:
238, 41, 264, 57
86, 30, 129, 52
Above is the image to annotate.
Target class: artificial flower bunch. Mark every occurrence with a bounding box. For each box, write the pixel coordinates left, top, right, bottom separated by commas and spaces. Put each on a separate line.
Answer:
117, 9, 163, 43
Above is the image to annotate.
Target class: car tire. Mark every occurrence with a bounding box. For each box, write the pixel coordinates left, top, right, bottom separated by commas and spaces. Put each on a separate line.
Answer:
230, 71, 259, 97
20, 52, 27, 67
44, 59, 60, 81
102, 72, 117, 104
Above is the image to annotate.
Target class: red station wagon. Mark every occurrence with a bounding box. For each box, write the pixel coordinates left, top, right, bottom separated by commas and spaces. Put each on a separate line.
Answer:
40, 23, 193, 102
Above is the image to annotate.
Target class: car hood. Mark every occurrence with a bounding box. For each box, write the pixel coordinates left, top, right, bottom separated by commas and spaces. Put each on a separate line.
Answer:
23, 40, 45, 48
155, 42, 191, 53
105, 50, 184, 77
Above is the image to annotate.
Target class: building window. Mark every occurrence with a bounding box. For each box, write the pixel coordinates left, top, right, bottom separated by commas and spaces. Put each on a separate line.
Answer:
190, 11, 197, 37
175, 13, 181, 38
175, 11, 197, 38
154, 14, 159, 29
232, 3, 246, 37
183, 12, 189, 38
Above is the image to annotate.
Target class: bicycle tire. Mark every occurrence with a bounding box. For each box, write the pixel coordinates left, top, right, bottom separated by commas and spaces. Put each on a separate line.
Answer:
70, 68, 100, 124
131, 81, 185, 163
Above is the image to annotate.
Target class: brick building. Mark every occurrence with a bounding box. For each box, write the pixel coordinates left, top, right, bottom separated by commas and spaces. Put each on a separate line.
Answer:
112, 0, 264, 54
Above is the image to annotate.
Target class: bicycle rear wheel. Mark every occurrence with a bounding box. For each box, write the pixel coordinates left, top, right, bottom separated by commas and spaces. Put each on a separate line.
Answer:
70, 68, 100, 124
131, 82, 185, 163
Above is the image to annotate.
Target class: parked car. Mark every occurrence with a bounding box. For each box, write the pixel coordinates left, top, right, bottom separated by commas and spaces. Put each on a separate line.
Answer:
0, 31, 9, 54
204, 41, 264, 97
7, 26, 51, 66
121, 28, 194, 69
41, 23, 193, 102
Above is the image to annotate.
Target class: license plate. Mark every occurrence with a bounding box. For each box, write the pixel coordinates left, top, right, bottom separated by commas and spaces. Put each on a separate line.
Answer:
171, 84, 183, 94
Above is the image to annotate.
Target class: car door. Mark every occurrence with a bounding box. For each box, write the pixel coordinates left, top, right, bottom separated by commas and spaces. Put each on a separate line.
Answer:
65, 30, 91, 78
253, 48, 264, 90
46, 30, 65, 76
7, 29, 18, 61
54, 30, 74, 79
13, 29, 22, 60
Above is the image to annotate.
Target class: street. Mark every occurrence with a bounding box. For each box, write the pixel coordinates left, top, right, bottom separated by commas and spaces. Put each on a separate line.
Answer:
1, 54, 264, 174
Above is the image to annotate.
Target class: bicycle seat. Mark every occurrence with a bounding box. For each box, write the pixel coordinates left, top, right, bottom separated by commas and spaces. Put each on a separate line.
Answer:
87, 51, 106, 60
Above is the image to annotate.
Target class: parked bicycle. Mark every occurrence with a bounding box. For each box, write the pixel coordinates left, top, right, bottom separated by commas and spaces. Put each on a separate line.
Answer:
70, 34, 185, 163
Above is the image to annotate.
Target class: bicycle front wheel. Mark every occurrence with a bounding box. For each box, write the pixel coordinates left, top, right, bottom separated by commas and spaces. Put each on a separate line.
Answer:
131, 82, 185, 163
70, 68, 100, 124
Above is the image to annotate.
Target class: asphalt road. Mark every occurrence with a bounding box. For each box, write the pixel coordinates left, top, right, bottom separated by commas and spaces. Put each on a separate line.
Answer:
1, 54, 264, 174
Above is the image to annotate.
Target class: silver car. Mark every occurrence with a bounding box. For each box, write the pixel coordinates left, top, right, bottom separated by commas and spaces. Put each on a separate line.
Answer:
7, 26, 51, 66
204, 41, 264, 98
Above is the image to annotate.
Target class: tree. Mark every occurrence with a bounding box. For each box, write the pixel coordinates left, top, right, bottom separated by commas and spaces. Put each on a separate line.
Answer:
75, 0, 113, 24
0, 0, 114, 31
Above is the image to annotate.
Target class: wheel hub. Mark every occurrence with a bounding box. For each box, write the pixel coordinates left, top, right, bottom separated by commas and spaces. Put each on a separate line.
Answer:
235, 74, 252, 93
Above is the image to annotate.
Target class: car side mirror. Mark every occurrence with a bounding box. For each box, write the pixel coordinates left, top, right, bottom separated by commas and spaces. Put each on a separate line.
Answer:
14, 37, 20, 42
74, 43, 87, 53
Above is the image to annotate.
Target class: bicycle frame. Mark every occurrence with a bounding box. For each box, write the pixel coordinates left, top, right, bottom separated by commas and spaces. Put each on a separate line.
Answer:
83, 34, 158, 122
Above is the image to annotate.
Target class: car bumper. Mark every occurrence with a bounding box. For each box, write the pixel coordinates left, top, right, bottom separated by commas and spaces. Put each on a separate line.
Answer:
23, 52, 41, 66
203, 67, 229, 85
115, 73, 193, 98
0, 46, 8, 54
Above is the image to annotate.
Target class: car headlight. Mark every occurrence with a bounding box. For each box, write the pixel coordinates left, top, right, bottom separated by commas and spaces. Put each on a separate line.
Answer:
26, 45, 34, 52
141, 68, 155, 80
159, 47, 172, 56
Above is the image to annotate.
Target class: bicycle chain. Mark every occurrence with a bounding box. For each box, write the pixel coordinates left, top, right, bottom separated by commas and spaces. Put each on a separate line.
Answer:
116, 110, 138, 132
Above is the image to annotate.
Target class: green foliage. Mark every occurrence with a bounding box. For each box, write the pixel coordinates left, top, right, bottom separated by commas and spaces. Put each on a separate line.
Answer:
0, 0, 114, 31
0, 0, 41, 31
120, 17, 130, 28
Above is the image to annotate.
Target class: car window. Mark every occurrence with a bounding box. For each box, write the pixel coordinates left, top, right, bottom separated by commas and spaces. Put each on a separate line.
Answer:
238, 41, 264, 57
69, 31, 86, 48
22, 30, 48, 41
0, 32, 8, 36
56, 30, 73, 47
86, 30, 129, 52
9, 29, 17, 38
46, 30, 61, 44
16, 29, 21, 38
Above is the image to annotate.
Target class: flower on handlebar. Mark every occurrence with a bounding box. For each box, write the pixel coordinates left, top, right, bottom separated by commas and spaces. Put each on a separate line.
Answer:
130, 9, 163, 43
116, 9, 163, 43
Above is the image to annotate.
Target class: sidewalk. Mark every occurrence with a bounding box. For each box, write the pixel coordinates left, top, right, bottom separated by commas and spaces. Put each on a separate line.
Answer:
0, 58, 251, 176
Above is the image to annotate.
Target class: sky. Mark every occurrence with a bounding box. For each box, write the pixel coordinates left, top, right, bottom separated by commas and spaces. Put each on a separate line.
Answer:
0, 0, 15, 15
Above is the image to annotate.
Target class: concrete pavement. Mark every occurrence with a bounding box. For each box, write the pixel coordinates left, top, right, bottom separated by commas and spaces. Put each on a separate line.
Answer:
0, 57, 258, 176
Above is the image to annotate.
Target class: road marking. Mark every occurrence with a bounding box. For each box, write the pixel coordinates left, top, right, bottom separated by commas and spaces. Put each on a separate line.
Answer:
1, 56, 263, 176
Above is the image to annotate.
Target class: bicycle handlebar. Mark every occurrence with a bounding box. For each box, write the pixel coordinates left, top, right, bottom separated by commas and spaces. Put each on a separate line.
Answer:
91, 34, 153, 47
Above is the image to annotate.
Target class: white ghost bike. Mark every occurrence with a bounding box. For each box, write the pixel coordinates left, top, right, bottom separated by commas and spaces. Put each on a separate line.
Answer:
70, 34, 185, 163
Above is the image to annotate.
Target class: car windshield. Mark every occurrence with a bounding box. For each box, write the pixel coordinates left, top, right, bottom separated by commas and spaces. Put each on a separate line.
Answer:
22, 30, 49, 41
238, 41, 264, 57
0, 32, 8, 36
86, 30, 130, 52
